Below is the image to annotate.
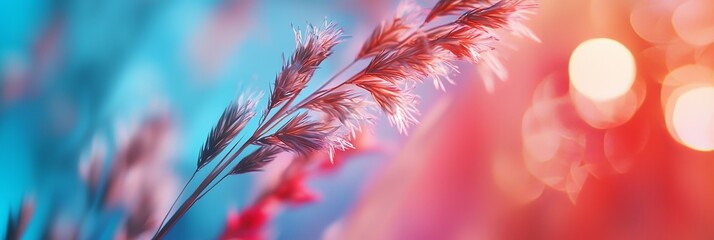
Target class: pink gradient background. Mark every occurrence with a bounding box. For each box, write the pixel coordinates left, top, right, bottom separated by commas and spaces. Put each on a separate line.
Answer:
334, 0, 714, 239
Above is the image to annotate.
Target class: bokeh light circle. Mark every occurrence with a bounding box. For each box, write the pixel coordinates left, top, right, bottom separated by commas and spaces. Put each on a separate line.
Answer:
672, 0, 714, 46
630, 1, 677, 43
672, 86, 714, 151
662, 65, 714, 150
569, 38, 636, 101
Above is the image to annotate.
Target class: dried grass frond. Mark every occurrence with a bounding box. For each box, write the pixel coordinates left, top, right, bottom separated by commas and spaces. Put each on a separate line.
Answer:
457, 0, 529, 30
359, 19, 412, 59
325, 133, 355, 163
351, 76, 419, 134
358, 0, 423, 59
257, 112, 338, 156
429, 25, 497, 63
303, 90, 374, 136
426, 0, 493, 23
230, 146, 283, 174
269, 21, 345, 110
198, 96, 258, 170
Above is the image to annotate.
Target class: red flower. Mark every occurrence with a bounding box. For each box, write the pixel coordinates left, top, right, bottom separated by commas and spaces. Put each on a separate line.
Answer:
220, 204, 271, 240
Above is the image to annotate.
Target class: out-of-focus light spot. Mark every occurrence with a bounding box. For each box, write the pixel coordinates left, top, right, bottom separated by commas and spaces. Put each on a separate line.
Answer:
531, 73, 569, 104
524, 135, 585, 192
569, 38, 636, 101
672, 86, 714, 151
662, 65, 714, 113
522, 105, 562, 162
522, 100, 587, 192
672, 0, 714, 46
570, 77, 646, 129
666, 43, 696, 72
662, 65, 714, 88
630, 1, 677, 43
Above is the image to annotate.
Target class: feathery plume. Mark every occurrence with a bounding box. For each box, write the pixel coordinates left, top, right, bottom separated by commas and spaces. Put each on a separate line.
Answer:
198, 96, 258, 170
358, 19, 411, 59
426, 0, 492, 23
350, 76, 419, 134
230, 146, 283, 174
428, 25, 497, 63
268, 21, 345, 110
457, 0, 540, 41
303, 90, 374, 137
457, 0, 531, 30
257, 112, 338, 156
475, 51, 508, 92
357, 0, 421, 59
325, 134, 355, 163
359, 40, 455, 88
